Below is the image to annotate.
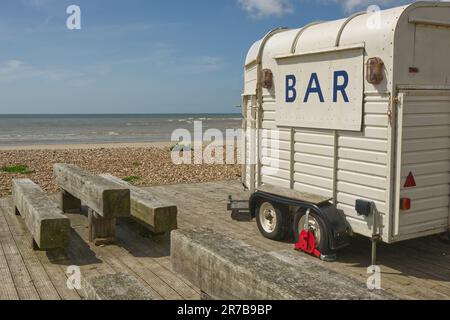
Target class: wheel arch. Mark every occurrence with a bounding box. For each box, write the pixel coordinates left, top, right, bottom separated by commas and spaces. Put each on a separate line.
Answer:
249, 191, 351, 251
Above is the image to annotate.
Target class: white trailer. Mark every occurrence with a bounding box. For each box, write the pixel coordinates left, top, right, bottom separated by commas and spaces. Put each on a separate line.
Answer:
241, 2, 450, 259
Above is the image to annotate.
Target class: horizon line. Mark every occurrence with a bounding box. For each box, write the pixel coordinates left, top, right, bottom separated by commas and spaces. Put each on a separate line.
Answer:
0, 112, 241, 116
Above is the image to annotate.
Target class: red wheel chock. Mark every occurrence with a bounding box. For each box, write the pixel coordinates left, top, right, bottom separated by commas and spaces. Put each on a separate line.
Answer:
295, 230, 321, 258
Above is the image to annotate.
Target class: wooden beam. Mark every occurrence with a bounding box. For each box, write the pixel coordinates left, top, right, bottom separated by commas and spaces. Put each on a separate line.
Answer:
100, 174, 177, 234
54, 164, 130, 218
12, 179, 70, 250
88, 209, 116, 246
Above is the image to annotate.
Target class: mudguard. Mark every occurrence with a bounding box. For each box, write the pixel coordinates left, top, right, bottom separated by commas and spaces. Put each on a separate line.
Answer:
249, 191, 351, 251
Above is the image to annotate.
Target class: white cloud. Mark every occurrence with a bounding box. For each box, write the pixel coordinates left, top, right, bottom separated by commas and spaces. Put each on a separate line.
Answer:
0, 59, 91, 85
238, 0, 294, 18
238, 0, 449, 17
324, 0, 404, 13
0, 60, 25, 71
182, 56, 225, 74
320, 0, 450, 13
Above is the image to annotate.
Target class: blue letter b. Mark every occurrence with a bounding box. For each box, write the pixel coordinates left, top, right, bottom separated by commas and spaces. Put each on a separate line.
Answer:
285, 75, 297, 103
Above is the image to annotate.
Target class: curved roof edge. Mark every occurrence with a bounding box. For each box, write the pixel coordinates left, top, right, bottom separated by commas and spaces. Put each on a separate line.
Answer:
245, 1, 449, 67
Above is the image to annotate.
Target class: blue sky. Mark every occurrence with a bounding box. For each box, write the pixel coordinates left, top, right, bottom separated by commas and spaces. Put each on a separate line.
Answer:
0, 0, 415, 114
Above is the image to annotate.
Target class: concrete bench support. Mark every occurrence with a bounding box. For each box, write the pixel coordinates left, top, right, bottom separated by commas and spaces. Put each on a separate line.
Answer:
54, 164, 130, 245
100, 174, 178, 234
171, 228, 394, 300
12, 179, 70, 250
83, 273, 156, 300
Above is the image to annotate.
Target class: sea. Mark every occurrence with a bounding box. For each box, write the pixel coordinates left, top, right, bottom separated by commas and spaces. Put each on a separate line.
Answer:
0, 114, 242, 146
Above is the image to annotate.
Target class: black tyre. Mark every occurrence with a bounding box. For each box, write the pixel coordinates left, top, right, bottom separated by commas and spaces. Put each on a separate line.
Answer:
256, 201, 290, 241
293, 208, 331, 254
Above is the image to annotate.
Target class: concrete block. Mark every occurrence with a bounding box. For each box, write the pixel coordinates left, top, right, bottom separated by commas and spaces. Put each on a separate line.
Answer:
83, 273, 156, 300
171, 228, 395, 300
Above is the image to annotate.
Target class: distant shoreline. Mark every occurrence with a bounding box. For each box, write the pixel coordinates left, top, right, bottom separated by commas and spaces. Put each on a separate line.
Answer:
0, 114, 242, 147
0, 139, 242, 151
0, 141, 175, 151
0, 113, 242, 117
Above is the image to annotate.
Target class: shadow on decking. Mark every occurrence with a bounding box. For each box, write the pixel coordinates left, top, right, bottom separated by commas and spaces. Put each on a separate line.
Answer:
335, 234, 450, 284
112, 219, 170, 259
45, 207, 170, 267
230, 213, 449, 285
47, 229, 102, 266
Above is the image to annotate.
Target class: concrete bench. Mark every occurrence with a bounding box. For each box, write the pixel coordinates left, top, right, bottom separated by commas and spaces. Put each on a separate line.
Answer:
83, 273, 156, 300
12, 179, 70, 250
54, 164, 130, 245
100, 174, 178, 234
171, 228, 395, 300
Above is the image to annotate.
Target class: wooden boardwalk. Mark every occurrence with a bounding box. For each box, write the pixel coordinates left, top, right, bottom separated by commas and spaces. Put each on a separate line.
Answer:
0, 180, 449, 300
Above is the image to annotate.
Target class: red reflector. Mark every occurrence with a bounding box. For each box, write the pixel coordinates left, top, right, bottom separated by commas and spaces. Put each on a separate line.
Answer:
400, 198, 411, 211
404, 172, 416, 188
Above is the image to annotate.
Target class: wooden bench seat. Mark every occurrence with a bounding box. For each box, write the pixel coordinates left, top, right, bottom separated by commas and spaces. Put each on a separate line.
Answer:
54, 164, 130, 218
12, 179, 70, 250
54, 164, 130, 245
100, 174, 178, 234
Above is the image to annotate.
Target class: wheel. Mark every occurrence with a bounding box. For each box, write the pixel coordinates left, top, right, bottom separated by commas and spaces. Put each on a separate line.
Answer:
256, 201, 289, 241
293, 209, 331, 254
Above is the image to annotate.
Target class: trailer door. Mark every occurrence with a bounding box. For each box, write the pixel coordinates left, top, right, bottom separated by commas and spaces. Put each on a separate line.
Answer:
394, 90, 450, 241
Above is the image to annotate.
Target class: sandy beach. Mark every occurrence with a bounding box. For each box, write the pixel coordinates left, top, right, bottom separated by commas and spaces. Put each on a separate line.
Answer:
0, 142, 241, 197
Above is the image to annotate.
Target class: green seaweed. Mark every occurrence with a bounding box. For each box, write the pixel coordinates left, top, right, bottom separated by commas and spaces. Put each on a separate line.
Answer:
1, 165, 33, 174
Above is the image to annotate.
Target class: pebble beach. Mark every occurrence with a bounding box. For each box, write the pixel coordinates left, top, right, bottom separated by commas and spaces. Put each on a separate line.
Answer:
0, 143, 241, 197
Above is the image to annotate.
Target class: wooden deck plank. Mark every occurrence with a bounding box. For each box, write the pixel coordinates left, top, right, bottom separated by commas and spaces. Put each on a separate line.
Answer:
1, 198, 62, 300
114, 224, 201, 297
0, 239, 19, 300
107, 245, 183, 300
63, 223, 115, 299
0, 198, 81, 300
39, 259, 82, 300
0, 199, 20, 300
0, 180, 449, 300
117, 222, 200, 300
0, 234, 40, 299
0, 199, 40, 300
146, 181, 450, 300
6, 234, 61, 300
70, 216, 166, 300
79, 239, 164, 300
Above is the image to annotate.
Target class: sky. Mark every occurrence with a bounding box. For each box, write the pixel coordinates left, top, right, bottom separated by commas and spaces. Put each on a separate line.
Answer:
0, 0, 422, 114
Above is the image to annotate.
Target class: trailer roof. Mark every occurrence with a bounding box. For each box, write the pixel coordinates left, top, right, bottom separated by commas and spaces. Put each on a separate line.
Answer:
245, 1, 449, 67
